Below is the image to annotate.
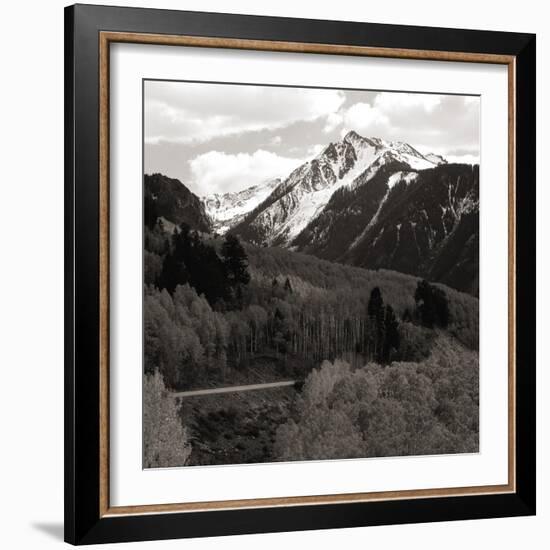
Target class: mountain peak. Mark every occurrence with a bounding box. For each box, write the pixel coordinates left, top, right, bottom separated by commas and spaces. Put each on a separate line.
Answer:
343, 130, 362, 141
344, 132, 398, 154
343, 130, 377, 148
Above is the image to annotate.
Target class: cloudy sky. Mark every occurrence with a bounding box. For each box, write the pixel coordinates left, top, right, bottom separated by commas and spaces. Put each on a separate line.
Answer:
144, 80, 480, 196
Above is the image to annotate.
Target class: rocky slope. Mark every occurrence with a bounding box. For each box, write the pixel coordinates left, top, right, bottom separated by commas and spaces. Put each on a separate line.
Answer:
202, 178, 281, 234
144, 173, 211, 233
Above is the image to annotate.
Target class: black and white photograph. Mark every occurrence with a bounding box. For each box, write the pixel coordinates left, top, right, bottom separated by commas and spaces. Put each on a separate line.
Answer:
142, 79, 480, 469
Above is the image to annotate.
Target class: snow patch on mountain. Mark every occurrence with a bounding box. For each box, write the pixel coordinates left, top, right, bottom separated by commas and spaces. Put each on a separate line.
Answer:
349, 171, 418, 250
387, 171, 418, 189
203, 178, 281, 233
423, 152, 448, 165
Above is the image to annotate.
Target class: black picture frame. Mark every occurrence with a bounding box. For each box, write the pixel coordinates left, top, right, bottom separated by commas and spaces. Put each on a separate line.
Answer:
65, 3, 536, 545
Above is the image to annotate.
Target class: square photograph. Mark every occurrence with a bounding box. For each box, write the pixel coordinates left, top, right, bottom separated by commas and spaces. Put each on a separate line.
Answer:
142, 80, 480, 468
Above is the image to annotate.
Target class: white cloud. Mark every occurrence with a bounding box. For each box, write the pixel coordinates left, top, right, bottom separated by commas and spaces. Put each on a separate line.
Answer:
445, 154, 480, 165
189, 150, 302, 195
145, 81, 345, 144
340, 95, 440, 138
337, 94, 478, 156
373, 93, 441, 113
307, 144, 325, 157
341, 102, 391, 137
417, 143, 480, 165
145, 85, 480, 184
323, 112, 344, 133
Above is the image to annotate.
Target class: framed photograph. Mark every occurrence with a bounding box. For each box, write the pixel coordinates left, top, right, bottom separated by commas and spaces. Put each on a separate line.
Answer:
64, 4, 536, 545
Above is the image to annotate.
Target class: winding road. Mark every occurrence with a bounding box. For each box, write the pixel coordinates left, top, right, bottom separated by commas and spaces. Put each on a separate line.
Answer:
171, 380, 296, 398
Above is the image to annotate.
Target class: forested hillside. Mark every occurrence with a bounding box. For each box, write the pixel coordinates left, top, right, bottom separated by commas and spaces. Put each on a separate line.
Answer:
144, 173, 211, 233
144, 220, 478, 390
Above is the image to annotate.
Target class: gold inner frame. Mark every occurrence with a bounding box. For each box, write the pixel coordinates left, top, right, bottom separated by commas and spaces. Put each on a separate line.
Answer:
98, 31, 517, 518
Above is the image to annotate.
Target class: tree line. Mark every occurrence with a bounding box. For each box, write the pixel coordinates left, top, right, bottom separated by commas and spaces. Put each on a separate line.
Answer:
158, 223, 250, 309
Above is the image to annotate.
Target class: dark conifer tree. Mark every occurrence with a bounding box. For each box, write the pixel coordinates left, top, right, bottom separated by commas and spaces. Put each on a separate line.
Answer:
192, 240, 229, 305
414, 279, 449, 328
368, 287, 384, 319
367, 287, 386, 359
415, 280, 435, 327
221, 234, 251, 309
222, 234, 250, 286
433, 287, 450, 328
382, 304, 400, 363
158, 251, 189, 294
158, 226, 192, 293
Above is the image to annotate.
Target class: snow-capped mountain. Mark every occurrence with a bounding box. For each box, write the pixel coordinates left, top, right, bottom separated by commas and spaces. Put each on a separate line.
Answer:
228, 131, 478, 295
202, 178, 281, 233
231, 130, 442, 247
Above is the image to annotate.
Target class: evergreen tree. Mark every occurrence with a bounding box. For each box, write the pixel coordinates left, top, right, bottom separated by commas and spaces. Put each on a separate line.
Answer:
433, 287, 450, 328
158, 224, 192, 294
415, 280, 435, 327
222, 234, 250, 286
221, 234, 251, 309
192, 240, 229, 306
382, 304, 400, 363
415, 280, 449, 328
368, 287, 384, 318
158, 250, 186, 294
367, 287, 386, 360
